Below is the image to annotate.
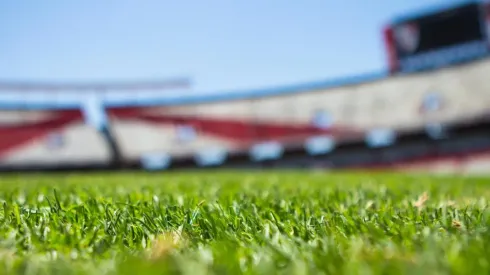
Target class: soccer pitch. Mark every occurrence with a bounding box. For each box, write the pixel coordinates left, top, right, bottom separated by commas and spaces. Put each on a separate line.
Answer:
0, 171, 489, 274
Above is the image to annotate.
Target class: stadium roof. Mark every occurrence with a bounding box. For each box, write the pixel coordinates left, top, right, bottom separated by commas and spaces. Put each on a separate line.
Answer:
0, 77, 191, 92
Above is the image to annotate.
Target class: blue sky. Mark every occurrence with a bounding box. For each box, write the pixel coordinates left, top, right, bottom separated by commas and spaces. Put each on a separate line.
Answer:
0, 0, 455, 93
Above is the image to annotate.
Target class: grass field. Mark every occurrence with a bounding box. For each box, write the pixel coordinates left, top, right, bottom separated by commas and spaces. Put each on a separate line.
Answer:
0, 171, 489, 274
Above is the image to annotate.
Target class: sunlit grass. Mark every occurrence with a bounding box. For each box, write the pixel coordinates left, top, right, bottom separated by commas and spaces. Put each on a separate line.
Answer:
0, 171, 489, 274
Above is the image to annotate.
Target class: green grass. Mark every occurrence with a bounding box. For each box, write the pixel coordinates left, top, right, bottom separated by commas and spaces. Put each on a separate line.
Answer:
0, 171, 489, 275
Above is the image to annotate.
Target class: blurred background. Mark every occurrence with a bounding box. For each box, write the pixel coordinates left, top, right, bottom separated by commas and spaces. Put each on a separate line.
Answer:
0, 0, 489, 174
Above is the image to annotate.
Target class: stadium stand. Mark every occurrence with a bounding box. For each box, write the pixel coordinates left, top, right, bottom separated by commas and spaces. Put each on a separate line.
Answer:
0, 0, 489, 173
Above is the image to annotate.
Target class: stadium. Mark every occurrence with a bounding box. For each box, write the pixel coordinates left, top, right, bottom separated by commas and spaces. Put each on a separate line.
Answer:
1, 1, 490, 274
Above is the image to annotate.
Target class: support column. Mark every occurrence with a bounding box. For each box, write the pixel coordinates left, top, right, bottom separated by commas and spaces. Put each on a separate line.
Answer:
81, 93, 123, 168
